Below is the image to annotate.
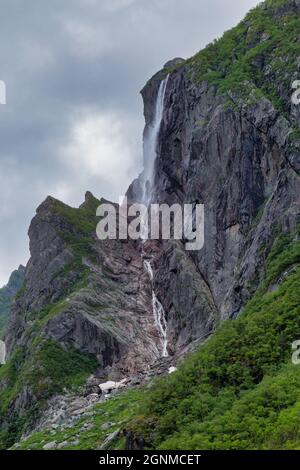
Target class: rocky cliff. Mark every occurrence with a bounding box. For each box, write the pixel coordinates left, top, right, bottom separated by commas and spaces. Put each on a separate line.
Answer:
0, 265, 25, 338
128, 0, 300, 347
5, 194, 163, 372
0, 0, 299, 449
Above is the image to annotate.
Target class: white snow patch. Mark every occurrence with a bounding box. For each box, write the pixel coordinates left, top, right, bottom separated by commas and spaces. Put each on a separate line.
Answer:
99, 378, 128, 393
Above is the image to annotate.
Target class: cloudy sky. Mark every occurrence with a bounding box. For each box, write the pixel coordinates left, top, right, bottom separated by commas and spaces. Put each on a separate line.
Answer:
0, 0, 260, 286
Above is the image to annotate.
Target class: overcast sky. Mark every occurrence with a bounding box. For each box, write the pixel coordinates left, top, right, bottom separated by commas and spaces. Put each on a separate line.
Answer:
0, 0, 261, 287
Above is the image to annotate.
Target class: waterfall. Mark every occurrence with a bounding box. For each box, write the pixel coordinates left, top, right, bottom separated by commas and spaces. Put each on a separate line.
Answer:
144, 259, 168, 358
152, 293, 168, 357
0, 340, 6, 365
144, 260, 153, 280
140, 75, 170, 358
142, 74, 169, 205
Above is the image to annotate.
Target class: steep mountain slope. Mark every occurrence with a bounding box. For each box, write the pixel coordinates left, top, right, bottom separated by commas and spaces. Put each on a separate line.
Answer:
0, 194, 168, 447
0, 0, 299, 450
13, 228, 300, 450
0, 266, 25, 338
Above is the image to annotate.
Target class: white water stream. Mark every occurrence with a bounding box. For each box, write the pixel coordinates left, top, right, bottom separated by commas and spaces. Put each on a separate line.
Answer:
141, 75, 170, 358
144, 259, 168, 357
0, 340, 6, 365
142, 74, 169, 204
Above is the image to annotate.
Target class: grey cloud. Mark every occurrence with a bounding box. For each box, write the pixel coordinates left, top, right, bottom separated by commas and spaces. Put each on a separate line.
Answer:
0, 0, 260, 285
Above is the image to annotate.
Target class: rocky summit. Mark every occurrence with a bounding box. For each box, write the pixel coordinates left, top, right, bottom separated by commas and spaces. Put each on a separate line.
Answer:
0, 0, 300, 451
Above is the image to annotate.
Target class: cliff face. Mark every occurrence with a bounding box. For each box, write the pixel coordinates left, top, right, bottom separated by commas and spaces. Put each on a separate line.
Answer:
6, 194, 164, 373
140, 65, 299, 321
128, 0, 300, 347
1, 0, 300, 449
0, 265, 25, 338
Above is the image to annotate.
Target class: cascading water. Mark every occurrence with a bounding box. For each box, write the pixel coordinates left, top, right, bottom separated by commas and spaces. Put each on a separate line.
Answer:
0, 340, 6, 365
144, 259, 168, 357
152, 293, 168, 358
140, 74, 169, 240
142, 74, 169, 205
144, 259, 153, 281
141, 76, 169, 358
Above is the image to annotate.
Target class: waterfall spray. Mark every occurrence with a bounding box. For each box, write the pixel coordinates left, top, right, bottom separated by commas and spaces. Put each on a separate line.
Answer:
142, 75, 169, 205
141, 76, 170, 358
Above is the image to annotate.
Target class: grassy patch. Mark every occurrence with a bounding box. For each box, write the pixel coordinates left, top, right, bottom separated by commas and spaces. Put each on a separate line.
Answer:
52, 194, 101, 275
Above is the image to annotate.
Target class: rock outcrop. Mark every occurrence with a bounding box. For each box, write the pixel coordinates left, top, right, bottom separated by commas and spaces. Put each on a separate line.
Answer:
0, 265, 25, 337
5, 195, 164, 373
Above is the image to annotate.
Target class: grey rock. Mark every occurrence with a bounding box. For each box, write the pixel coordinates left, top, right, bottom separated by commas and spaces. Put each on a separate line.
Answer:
70, 439, 80, 446
42, 441, 57, 450
99, 429, 120, 450
80, 422, 93, 432
57, 441, 69, 449
101, 422, 114, 431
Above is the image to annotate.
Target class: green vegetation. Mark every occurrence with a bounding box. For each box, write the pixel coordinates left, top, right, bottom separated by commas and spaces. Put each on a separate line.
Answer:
288, 128, 300, 143
0, 267, 25, 337
53, 194, 100, 235
28, 340, 98, 397
52, 194, 101, 277
0, 340, 97, 449
125, 228, 300, 450
186, 0, 300, 113
13, 227, 300, 451
0, 273, 99, 449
